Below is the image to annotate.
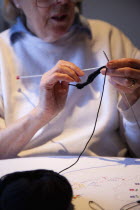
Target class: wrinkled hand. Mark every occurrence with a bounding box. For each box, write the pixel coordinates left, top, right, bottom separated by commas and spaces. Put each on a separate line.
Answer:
36, 60, 84, 123
101, 58, 140, 106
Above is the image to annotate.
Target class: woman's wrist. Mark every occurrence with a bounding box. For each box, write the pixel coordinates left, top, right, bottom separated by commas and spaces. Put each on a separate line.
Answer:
29, 107, 56, 128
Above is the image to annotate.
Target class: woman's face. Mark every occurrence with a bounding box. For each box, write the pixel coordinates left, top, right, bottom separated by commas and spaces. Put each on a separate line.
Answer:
13, 0, 76, 42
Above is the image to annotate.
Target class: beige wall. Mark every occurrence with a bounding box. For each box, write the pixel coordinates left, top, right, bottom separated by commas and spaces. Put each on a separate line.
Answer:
82, 0, 140, 49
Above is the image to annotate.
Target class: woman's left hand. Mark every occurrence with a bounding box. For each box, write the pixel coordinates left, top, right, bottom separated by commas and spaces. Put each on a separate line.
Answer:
101, 58, 140, 106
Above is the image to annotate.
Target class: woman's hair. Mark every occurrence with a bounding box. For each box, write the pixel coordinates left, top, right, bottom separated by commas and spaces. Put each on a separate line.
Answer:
2, 0, 20, 24
0, 169, 73, 210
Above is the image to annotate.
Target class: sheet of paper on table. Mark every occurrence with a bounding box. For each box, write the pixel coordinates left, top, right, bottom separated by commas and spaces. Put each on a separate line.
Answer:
0, 156, 140, 210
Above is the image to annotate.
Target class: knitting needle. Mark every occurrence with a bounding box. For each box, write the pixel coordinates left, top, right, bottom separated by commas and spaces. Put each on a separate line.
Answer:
16, 67, 101, 80
103, 51, 140, 130
103, 50, 109, 62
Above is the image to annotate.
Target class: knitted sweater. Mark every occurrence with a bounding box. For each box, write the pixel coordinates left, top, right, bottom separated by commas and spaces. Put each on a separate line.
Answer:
0, 16, 140, 157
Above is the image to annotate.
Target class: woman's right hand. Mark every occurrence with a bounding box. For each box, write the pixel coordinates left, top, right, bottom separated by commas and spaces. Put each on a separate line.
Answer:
35, 60, 84, 124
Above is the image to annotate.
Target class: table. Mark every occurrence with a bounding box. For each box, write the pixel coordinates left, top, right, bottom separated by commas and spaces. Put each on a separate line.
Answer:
0, 156, 140, 210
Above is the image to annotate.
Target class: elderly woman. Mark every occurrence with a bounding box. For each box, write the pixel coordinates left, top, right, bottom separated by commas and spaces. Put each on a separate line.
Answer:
0, 0, 140, 159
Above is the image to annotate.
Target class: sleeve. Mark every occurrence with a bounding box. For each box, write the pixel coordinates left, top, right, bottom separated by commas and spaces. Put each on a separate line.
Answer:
118, 98, 140, 157
109, 24, 140, 60
110, 27, 140, 157
0, 74, 5, 130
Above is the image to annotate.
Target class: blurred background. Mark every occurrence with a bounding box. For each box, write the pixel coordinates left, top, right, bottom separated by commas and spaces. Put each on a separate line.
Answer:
0, 0, 140, 48
82, 0, 140, 49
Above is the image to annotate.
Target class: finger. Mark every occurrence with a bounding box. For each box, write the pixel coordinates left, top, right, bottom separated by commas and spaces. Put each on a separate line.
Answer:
41, 73, 75, 89
57, 60, 85, 76
54, 82, 69, 109
109, 79, 137, 94
61, 81, 69, 89
103, 67, 140, 79
54, 81, 69, 94
109, 76, 139, 89
57, 81, 69, 94
55, 65, 81, 82
100, 67, 107, 75
107, 58, 140, 69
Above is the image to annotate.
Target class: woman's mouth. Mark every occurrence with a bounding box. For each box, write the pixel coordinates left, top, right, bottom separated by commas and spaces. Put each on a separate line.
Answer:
51, 15, 68, 22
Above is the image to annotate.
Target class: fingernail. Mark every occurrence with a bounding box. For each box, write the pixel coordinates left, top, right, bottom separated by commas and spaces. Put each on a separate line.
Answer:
80, 71, 85, 76
107, 62, 114, 68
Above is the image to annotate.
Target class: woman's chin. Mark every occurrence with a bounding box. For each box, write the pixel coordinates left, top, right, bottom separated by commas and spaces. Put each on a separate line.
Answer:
40, 30, 68, 43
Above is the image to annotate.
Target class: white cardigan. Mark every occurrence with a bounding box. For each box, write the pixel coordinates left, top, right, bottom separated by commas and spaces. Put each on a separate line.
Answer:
0, 17, 140, 157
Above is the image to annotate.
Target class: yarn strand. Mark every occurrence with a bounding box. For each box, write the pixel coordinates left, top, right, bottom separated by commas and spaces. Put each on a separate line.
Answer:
69, 66, 106, 89
59, 67, 107, 174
